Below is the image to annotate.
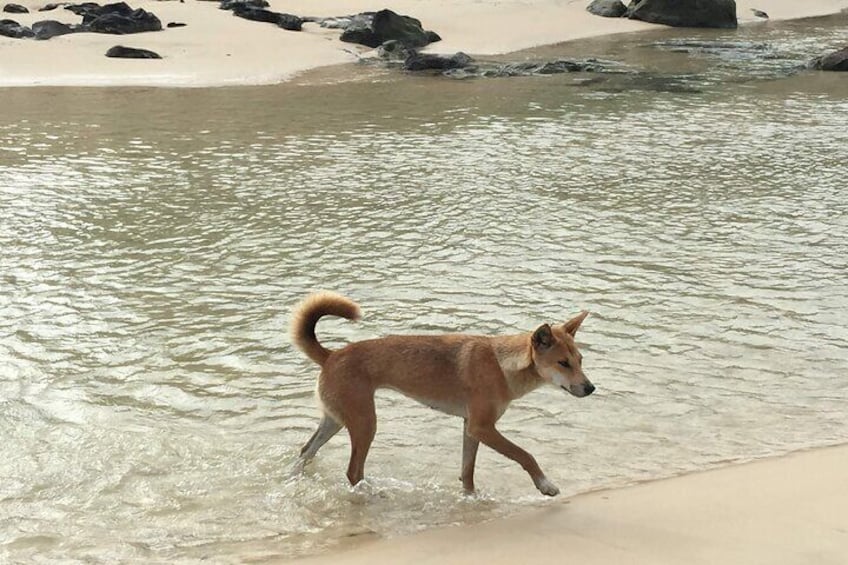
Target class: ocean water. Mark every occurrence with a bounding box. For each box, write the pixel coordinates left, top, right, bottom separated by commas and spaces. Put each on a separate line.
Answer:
1, 15, 847, 564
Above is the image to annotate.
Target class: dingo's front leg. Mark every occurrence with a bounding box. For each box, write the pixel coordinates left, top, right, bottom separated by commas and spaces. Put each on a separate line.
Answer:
467, 421, 559, 497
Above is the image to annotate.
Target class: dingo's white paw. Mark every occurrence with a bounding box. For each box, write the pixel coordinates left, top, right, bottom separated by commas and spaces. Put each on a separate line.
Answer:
535, 477, 560, 497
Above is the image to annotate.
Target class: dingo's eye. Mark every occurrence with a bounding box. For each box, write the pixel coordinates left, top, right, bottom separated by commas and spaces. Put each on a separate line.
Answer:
558, 360, 570, 369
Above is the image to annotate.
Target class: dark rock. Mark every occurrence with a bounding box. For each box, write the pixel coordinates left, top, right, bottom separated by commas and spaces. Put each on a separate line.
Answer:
166, 21, 186, 28
372, 9, 431, 48
105, 44, 161, 58
84, 3, 162, 34
0, 18, 33, 37
425, 30, 441, 43
275, 12, 302, 31
65, 2, 101, 18
231, 6, 302, 30
403, 51, 473, 71
3, 3, 28, 13
32, 19, 75, 38
587, 0, 627, 18
219, 0, 267, 11
628, 0, 737, 28
809, 46, 848, 71
341, 9, 438, 49
40, 3, 65, 11
339, 24, 380, 47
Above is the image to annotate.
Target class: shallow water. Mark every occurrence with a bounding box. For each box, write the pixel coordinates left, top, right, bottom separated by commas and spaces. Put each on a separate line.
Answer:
1, 15, 847, 564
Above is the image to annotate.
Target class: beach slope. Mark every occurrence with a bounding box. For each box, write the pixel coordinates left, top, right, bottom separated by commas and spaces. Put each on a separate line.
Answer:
2, 0, 847, 86
291, 445, 848, 565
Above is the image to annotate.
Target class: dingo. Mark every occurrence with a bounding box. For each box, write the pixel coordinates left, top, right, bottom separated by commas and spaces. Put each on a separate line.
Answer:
290, 292, 594, 496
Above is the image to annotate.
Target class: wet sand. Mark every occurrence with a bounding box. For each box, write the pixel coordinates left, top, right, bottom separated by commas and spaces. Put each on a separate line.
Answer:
1, 0, 847, 86
289, 444, 848, 565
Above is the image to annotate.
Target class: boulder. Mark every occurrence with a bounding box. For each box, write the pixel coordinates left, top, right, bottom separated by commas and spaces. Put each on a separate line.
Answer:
32, 19, 75, 38
586, 0, 627, 18
340, 9, 439, 49
809, 46, 848, 71
0, 17, 33, 37
105, 44, 161, 58
83, 3, 162, 34
628, 0, 737, 28
3, 3, 28, 13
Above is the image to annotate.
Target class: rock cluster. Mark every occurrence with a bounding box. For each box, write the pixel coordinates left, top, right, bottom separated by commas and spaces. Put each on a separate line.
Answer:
588, 0, 738, 28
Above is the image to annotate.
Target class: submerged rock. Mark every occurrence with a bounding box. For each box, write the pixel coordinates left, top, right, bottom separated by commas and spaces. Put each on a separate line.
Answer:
105, 44, 161, 58
628, 0, 737, 28
587, 0, 627, 18
809, 46, 848, 71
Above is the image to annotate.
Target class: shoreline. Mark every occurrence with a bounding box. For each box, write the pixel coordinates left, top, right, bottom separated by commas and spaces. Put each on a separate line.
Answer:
1, 0, 847, 87
288, 443, 848, 564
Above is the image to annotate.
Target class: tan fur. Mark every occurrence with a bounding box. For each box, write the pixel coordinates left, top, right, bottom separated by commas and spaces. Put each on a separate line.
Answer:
290, 292, 594, 496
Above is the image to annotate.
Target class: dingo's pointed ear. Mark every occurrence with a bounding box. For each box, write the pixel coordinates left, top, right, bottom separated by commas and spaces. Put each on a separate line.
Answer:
532, 324, 553, 349
563, 311, 589, 337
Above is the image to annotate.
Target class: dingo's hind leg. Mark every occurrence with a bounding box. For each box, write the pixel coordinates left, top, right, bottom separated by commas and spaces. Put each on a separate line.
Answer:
461, 419, 480, 494
291, 415, 343, 475
343, 396, 376, 487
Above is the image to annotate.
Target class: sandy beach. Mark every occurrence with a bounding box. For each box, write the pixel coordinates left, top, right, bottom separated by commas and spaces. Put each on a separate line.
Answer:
1, 0, 847, 86
290, 444, 848, 565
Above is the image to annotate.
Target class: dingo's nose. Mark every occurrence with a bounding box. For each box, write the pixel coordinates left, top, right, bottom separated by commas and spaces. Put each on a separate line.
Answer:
583, 382, 595, 396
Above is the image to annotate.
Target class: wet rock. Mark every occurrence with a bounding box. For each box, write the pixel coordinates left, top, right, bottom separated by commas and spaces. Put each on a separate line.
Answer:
403, 51, 473, 71
377, 39, 416, 61
3, 3, 28, 13
231, 6, 302, 31
0, 18, 33, 37
587, 0, 627, 18
40, 3, 65, 11
32, 19, 75, 38
105, 44, 161, 58
83, 2, 162, 34
629, 0, 737, 29
809, 46, 848, 71
483, 58, 612, 77
341, 9, 439, 49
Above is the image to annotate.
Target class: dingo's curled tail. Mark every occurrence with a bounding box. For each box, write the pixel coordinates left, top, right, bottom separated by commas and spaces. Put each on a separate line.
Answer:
290, 292, 361, 366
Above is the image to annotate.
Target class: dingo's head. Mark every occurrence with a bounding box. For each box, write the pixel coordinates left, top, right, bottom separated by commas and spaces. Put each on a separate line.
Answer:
531, 312, 594, 398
